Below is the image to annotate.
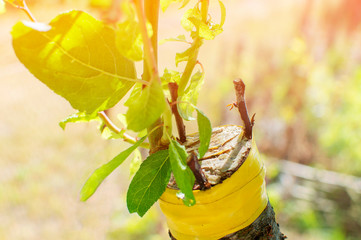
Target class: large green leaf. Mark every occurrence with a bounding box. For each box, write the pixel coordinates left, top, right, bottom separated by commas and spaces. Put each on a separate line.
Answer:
125, 80, 166, 132
196, 108, 211, 158
80, 136, 146, 201
127, 150, 171, 217
178, 71, 204, 120
169, 139, 195, 206
12, 10, 137, 114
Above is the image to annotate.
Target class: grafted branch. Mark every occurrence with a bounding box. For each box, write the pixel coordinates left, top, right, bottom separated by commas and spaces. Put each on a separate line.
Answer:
168, 82, 187, 143
233, 79, 254, 139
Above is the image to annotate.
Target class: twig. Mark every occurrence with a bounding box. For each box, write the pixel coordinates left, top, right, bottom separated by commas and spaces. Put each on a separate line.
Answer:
233, 79, 253, 139
133, 0, 160, 83
187, 151, 211, 190
98, 111, 150, 148
10, 1, 37, 22
168, 82, 187, 143
178, 0, 209, 94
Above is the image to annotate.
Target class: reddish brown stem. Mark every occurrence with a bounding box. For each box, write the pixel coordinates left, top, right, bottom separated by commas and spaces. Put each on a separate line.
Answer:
233, 79, 253, 139
187, 151, 211, 190
168, 82, 187, 143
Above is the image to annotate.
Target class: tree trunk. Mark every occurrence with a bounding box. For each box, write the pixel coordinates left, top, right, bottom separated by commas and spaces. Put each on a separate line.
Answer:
168, 201, 285, 240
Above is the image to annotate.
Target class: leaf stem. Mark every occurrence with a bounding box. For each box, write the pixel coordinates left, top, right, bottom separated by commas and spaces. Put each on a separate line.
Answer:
178, 0, 209, 95
134, 0, 173, 151
160, 102, 173, 146
98, 111, 150, 148
16, 1, 37, 22
187, 151, 211, 190
168, 82, 186, 143
133, 0, 160, 83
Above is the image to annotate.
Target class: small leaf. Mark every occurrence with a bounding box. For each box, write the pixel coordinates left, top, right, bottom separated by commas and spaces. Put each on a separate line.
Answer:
169, 140, 195, 206
188, 17, 222, 40
181, 7, 201, 32
188, 17, 214, 40
59, 112, 99, 130
175, 41, 202, 66
80, 136, 146, 201
159, 35, 188, 45
175, 47, 192, 66
125, 80, 166, 132
127, 150, 171, 217
178, 71, 204, 120
12, 10, 137, 114
100, 127, 126, 140
160, 68, 181, 87
218, 0, 226, 27
129, 148, 142, 177
196, 108, 212, 158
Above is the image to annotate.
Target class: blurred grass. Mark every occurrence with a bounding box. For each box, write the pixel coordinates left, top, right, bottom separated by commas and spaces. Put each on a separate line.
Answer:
1, 0, 361, 239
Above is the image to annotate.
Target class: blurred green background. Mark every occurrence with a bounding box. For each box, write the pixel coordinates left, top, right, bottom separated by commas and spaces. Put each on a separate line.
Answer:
1, 0, 360, 239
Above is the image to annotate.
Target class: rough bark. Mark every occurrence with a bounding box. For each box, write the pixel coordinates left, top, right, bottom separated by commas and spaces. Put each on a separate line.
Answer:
219, 201, 286, 240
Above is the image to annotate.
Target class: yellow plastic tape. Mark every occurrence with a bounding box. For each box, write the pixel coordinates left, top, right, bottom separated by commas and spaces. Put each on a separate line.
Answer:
159, 139, 268, 240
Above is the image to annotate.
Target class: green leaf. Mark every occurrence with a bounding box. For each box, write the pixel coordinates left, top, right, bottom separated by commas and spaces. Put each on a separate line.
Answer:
160, 68, 181, 87
116, 19, 143, 61
100, 127, 126, 140
127, 150, 171, 217
188, 17, 223, 40
178, 71, 204, 120
59, 111, 99, 130
125, 80, 166, 132
175, 47, 192, 66
129, 148, 142, 177
181, 7, 201, 32
196, 108, 212, 158
80, 136, 146, 201
12, 10, 137, 114
115, 4, 153, 62
168, 140, 195, 206
175, 41, 202, 66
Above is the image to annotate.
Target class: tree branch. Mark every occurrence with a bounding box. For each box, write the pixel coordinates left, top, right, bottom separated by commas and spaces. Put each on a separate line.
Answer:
187, 151, 211, 190
98, 111, 149, 148
233, 79, 253, 139
168, 82, 187, 143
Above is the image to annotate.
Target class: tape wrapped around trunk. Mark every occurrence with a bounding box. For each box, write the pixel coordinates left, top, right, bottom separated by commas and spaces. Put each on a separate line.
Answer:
159, 138, 268, 240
